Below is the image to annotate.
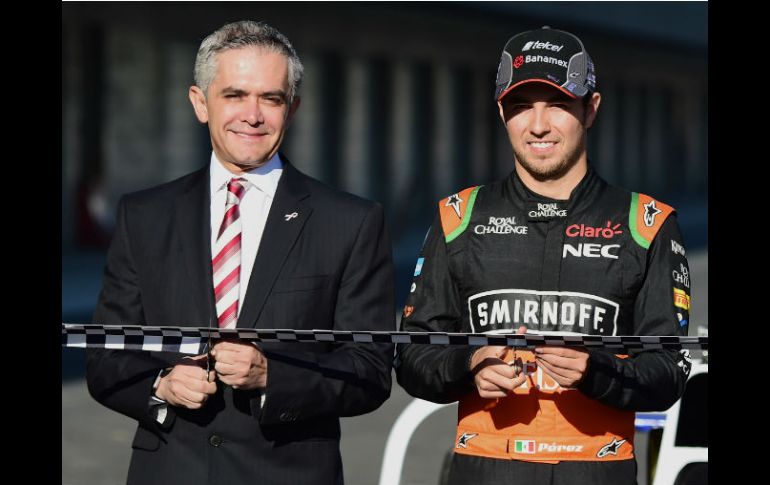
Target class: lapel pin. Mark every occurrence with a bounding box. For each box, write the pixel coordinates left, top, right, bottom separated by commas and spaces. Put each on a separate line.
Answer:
284, 212, 298, 221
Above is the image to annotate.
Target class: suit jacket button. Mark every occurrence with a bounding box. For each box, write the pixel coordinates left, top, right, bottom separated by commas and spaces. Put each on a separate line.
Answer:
280, 412, 291, 422
209, 435, 223, 447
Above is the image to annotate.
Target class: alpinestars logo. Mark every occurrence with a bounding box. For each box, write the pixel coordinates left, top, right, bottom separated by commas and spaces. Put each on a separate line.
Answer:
643, 200, 662, 227
445, 193, 463, 219
596, 438, 627, 458
677, 349, 692, 375
456, 432, 478, 449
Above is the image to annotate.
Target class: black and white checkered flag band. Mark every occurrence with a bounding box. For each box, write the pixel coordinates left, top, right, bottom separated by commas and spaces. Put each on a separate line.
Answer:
62, 324, 708, 355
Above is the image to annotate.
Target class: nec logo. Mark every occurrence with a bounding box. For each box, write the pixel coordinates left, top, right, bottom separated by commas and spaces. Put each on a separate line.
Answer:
563, 243, 620, 260
522, 40, 564, 52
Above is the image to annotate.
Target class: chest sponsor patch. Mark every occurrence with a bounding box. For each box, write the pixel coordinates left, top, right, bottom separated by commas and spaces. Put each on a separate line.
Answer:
526, 201, 568, 222
473, 216, 529, 235
565, 221, 623, 239
467, 289, 619, 334
562, 242, 620, 259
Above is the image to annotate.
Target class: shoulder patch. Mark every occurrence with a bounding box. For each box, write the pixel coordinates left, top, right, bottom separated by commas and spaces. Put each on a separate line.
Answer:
439, 186, 481, 242
629, 192, 675, 249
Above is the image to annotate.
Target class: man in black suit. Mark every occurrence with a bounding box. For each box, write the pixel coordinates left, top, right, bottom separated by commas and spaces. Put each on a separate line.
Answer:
86, 20, 395, 485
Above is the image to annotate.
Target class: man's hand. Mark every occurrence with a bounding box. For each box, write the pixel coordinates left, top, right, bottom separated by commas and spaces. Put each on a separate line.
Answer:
470, 326, 528, 399
154, 355, 217, 409
534, 346, 589, 389
211, 340, 267, 390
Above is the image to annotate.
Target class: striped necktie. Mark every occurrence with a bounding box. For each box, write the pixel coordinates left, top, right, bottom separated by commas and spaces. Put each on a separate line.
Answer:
212, 178, 247, 328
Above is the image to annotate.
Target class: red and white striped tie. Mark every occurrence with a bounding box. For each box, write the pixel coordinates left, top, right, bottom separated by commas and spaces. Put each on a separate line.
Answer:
212, 178, 247, 328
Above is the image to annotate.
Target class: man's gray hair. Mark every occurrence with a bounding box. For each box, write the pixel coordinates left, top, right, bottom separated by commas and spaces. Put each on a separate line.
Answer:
194, 20, 304, 102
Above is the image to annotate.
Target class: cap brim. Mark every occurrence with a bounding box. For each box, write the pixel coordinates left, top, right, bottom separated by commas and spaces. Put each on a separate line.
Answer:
497, 79, 578, 102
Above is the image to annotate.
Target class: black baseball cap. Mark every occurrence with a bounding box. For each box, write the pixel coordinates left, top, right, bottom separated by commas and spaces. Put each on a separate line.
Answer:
494, 26, 597, 101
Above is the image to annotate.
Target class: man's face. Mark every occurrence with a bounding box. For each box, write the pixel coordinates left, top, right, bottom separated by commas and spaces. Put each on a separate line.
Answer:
498, 83, 600, 181
189, 47, 300, 173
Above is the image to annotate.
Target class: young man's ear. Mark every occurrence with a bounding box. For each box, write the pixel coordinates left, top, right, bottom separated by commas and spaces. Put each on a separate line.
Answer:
189, 86, 209, 124
584, 92, 601, 129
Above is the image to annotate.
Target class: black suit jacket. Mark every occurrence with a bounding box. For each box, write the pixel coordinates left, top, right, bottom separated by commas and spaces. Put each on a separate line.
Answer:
86, 157, 395, 485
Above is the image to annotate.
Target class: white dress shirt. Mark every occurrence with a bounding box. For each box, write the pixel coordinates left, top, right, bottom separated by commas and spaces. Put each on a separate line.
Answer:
151, 152, 283, 423
209, 152, 283, 314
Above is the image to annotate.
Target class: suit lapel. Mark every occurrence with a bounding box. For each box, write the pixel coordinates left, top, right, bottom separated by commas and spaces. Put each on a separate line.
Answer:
174, 167, 215, 325
237, 159, 312, 328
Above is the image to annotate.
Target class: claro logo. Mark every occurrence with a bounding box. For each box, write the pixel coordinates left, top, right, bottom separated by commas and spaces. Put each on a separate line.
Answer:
565, 221, 623, 239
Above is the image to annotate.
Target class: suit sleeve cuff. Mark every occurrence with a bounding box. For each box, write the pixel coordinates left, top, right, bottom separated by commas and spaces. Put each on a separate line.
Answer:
577, 350, 615, 400
148, 369, 174, 428
452, 346, 477, 387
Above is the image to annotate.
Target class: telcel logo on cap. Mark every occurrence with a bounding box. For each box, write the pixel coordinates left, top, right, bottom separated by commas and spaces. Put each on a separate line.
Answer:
522, 40, 564, 52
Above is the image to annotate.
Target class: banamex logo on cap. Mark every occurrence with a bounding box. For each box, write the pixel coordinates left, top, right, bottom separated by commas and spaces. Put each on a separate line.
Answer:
513, 55, 524, 69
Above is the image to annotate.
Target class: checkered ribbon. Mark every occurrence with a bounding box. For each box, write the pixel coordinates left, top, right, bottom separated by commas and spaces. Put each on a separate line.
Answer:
62, 324, 708, 355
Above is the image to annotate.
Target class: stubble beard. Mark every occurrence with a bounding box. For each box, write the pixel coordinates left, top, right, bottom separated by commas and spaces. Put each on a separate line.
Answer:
513, 136, 586, 182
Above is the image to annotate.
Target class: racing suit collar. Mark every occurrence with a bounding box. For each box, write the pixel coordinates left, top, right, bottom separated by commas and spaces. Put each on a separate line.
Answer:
508, 164, 602, 217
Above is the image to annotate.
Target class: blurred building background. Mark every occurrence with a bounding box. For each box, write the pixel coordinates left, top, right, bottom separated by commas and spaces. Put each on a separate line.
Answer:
62, 1, 707, 314
62, 3, 707, 483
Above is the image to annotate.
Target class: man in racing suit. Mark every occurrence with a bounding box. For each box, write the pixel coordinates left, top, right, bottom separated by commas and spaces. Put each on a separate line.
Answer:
395, 26, 692, 484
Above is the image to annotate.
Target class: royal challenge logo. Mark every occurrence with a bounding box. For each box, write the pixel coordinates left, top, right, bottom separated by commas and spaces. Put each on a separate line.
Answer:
528, 202, 567, 220
474, 216, 528, 235
672, 263, 690, 288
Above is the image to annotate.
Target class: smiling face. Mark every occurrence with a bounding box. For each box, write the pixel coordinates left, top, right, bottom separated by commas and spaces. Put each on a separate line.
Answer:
189, 46, 300, 174
499, 82, 600, 182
